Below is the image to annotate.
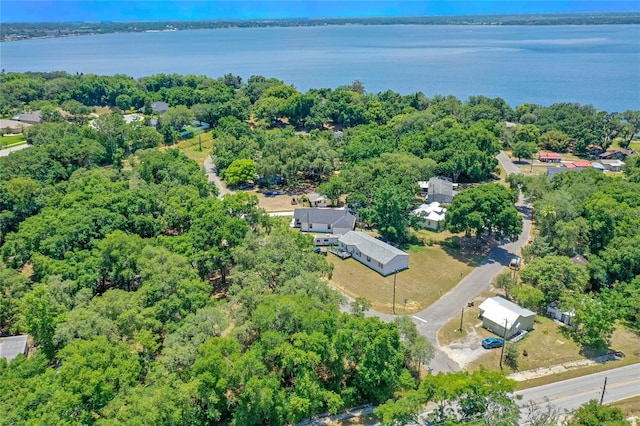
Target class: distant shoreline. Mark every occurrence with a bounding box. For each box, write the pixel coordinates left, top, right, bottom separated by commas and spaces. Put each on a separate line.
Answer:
3, 12, 640, 42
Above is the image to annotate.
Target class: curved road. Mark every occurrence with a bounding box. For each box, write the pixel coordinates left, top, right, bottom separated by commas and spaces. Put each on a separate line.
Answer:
204, 156, 234, 199
0, 144, 32, 157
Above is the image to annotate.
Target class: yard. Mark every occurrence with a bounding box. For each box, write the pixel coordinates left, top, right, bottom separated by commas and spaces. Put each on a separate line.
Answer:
0, 134, 26, 148
437, 291, 640, 388
175, 131, 214, 164
327, 229, 486, 314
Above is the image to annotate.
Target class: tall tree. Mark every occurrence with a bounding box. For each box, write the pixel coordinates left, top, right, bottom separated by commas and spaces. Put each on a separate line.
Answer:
446, 184, 522, 241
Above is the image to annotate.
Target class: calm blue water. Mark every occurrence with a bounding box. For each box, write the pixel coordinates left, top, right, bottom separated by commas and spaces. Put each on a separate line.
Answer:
2, 25, 639, 112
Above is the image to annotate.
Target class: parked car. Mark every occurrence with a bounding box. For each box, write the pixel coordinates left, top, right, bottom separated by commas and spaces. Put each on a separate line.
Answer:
313, 247, 327, 256
264, 190, 284, 196
482, 337, 504, 349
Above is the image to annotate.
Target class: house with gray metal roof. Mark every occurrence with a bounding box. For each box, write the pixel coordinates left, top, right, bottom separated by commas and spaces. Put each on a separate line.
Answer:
0, 335, 28, 362
426, 177, 457, 204
293, 208, 356, 235
337, 231, 409, 276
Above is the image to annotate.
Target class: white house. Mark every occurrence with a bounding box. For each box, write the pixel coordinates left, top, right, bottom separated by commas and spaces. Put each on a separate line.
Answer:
293, 208, 356, 235
426, 177, 458, 204
337, 231, 409, 276
0, 335, 28, 362
412, 202, 446, 230
478, 296, 536, 339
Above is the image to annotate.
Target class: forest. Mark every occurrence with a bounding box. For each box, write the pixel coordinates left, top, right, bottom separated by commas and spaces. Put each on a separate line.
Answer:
3, 12, 640, 41
0, 70, 639, 425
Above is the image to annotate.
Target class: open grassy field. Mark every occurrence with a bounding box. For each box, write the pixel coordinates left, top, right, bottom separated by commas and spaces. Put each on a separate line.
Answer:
175, 131, 214, 164
327, 230, 486, 314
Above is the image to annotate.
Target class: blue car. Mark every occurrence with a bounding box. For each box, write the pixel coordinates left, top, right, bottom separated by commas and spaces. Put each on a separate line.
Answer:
482, 337, 504, 349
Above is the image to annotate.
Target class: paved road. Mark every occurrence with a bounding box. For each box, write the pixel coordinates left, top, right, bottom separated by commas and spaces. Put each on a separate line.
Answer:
516, 363, 640, 419
0, 144, 32, 157
410, 195, 533, 373
497, 150, 522, 175
204, 156, 234, 199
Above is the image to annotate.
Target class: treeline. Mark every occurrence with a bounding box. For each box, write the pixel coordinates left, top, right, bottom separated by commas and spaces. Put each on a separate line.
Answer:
3, 12, 640, 41
504, 170, 640, 349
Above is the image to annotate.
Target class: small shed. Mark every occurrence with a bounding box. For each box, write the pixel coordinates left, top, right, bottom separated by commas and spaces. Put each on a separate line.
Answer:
547, 301, 575, 326
314, 234, 341, 246
478, 296, 536, 339
0, 335, 28, 362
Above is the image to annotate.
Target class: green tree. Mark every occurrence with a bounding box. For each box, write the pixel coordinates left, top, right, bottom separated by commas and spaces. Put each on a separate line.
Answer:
224, 158, 256, 186
160, 105, 194, 130
446, 184, 522, 241
19, 285, 59, 358
567, 400, 630, 426
495, 270, 518, 300
371, 183, 414, 243
512, 141, 537, 162
539, 129, 571, 152
519, 255, 589, 305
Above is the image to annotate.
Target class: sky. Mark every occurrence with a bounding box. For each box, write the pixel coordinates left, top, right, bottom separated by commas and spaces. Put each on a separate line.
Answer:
2, 1, 638, 23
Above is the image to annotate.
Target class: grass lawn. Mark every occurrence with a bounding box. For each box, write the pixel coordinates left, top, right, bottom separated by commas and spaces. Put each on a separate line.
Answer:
609, 395, 640, 418
327, 230, 485, 314
1, 134, 26, 148
175, 131, 214, 164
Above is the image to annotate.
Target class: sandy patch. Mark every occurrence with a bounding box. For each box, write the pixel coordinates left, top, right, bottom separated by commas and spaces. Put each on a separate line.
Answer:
441, 328, 487, 368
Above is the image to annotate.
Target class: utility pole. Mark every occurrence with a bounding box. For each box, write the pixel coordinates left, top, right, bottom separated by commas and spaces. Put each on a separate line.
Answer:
499, 317, 508, 369
198, 133, 202, 151
599, 377, 608, 405
392, 270, 397, 315
459, 308, 464, 332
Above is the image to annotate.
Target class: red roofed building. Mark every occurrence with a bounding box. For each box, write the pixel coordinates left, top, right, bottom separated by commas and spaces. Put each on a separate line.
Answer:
564, 161, 592, 168
538, 152, 562, 163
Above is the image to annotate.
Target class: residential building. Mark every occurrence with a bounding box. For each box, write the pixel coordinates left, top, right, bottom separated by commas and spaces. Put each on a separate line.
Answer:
538, 152, 562, 163
292, 208, 356, 235
307, 193, 328, 207
598, 159, 625, 172
12, 110, 43, 124
478, 296, 536, 339
599, 149, 634, 160
412, 202, 446, 230
337, 231, 409, 276
314, 234, 341, 246
0, 335, 28, 362
151, 101, 169, 114
426, 177, 457, 204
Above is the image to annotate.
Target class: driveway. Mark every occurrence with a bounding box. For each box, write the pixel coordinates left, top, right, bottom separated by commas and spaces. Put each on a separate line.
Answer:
0, 144, 32, 157
204, 156, 234, 199
348, 151, 532, 373
497, 150, 522, 175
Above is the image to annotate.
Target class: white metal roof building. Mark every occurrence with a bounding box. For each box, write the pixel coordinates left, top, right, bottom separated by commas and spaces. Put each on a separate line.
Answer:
337, 231, 409, 276
478, 296, 536, 339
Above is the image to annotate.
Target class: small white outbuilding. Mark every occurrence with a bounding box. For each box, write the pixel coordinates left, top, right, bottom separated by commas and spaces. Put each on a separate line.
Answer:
478, 296, 536, 339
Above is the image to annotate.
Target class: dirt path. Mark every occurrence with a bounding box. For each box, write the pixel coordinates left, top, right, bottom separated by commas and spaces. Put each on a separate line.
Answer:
204, 156, 233, 199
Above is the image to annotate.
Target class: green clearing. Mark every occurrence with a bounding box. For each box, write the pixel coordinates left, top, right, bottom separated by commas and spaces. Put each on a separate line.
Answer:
328, 229, 485, 314
175, 131, 214, 164
0, 134, 26, 148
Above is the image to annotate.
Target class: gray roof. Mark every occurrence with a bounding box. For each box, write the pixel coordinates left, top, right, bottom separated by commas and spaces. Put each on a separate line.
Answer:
428, 177, 453, 198
151, 101, 169, 113
339, 231, 408, 264
0, 335, 28, 362
12, 111, 43, 123
294, 208, 356, 229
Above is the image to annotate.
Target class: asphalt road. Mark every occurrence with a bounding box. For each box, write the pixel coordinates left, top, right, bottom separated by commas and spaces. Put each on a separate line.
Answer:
411, 194, 533, 373
497, 150, 522, 175
204, 156, 234, 199
0, 143, 32, 157
516, 363, 640, 419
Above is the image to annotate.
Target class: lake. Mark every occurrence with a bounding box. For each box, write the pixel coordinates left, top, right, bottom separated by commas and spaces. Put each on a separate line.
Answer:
1, 25, 639, 112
